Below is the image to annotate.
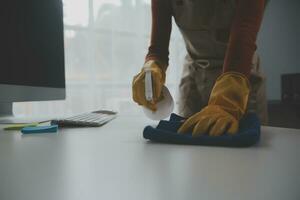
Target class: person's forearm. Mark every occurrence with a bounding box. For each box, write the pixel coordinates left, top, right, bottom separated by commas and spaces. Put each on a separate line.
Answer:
223, 0, 265, 77
145, 0, 172, 68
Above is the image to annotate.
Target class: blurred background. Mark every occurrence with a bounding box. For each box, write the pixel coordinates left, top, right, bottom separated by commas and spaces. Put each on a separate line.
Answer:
13, 0, 300, 128
14, 0, 185, 117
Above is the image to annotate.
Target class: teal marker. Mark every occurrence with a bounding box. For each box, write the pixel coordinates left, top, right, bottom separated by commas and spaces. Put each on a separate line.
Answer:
21, 125, 58, 134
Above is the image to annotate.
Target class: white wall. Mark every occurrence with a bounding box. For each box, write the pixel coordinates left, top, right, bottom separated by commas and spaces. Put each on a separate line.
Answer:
257, 0, 300, 100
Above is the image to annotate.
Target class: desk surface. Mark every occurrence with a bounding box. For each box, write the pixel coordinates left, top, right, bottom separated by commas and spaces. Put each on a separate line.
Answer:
0, 114, 299, 200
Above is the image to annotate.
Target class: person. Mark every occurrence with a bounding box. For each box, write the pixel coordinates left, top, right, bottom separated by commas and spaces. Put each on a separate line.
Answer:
132, 0, 269, 136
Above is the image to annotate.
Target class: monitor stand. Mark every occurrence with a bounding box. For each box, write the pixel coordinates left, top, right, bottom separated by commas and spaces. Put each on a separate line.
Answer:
0, 102, 13, 115
0, 102, 14, 123
0, 102, 52, 124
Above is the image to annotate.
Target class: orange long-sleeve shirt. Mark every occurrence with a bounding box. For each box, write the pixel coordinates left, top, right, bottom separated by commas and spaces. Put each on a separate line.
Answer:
146, 0, 265, 77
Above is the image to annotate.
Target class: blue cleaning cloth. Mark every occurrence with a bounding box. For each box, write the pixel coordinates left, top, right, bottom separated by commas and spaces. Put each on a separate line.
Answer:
143, 113, 261, 147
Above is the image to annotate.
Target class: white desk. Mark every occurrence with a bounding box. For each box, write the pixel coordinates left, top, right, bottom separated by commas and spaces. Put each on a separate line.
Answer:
0, 114, 300, 200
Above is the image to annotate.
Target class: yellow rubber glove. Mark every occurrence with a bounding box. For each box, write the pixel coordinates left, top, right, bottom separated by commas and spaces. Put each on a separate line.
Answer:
178, 72, 250, 136
132, 60, 166, 111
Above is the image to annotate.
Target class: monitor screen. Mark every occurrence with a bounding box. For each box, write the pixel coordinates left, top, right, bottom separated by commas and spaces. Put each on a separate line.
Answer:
0, 0, 65, 89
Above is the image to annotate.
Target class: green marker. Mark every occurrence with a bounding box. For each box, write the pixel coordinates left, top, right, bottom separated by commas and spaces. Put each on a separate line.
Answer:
4, 123, 39, 131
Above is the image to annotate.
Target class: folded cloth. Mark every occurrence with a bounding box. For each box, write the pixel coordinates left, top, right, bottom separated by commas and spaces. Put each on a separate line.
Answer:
143, 113, 260, 147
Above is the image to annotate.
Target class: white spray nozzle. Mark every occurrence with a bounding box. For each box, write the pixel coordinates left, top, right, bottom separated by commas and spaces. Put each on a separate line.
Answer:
143, 67, 174, 120
145, 69, 153, 102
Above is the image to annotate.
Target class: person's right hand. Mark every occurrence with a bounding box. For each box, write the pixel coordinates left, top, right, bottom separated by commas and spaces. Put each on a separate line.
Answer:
132, 60, 166, 111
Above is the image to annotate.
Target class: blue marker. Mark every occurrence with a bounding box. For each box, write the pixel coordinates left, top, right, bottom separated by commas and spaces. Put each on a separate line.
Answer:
21, 125, 58, 134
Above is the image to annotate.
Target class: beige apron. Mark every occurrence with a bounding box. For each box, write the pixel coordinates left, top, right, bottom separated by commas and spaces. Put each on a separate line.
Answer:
172, 0, 268, 124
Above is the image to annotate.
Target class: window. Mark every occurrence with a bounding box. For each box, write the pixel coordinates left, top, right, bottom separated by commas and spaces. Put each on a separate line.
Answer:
14, 0, 185, 117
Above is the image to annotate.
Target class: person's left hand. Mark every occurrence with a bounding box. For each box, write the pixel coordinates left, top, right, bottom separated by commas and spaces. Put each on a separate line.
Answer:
178, 72, 250, 137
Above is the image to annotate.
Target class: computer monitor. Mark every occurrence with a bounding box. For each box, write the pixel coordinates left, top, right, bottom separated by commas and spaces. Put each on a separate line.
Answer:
0, 0, 65, 118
